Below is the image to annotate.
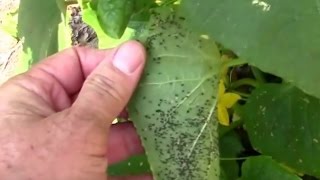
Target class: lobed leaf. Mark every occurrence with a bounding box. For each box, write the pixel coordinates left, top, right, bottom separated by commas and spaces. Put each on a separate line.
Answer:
128, 8, 222, 180
181, 0, 320, 99
241, 84, 320, 177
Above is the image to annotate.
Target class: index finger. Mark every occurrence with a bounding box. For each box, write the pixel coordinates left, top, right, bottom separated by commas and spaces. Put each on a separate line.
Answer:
30, 46, 116, 95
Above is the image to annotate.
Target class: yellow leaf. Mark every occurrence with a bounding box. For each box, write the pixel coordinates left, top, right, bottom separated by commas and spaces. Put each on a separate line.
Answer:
221, 93, 241, 108
217, 104, 230, 126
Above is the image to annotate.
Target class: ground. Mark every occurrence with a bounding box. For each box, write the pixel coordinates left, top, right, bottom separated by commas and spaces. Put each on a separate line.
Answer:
0, 1, 97, 84
0, 0, 21, 84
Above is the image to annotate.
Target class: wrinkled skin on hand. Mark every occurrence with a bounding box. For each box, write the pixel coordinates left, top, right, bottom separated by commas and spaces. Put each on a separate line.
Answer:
0, 41, 151, 180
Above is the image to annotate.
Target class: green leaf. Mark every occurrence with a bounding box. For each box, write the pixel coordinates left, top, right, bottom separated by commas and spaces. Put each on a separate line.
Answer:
241, 156, 301, 180
108, 154, 151, 176
97, 0, 134, 39
128, 0, 156, 30
241, 83, 320, 177
134, 0, 156, 11
17, 0, 62, 72
219, 131, 243, 180
82, 3, 135, 49
181, 0, 320, 99
128, 8, 222, 179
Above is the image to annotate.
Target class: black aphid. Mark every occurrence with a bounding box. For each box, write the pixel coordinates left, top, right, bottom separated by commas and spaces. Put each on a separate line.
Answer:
179, 17, 186, 21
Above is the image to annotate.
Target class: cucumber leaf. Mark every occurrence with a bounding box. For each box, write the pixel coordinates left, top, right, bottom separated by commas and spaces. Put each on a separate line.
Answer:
241, 84, 320, 177
82, 2, 135, 49
129, 8, 222, 180
17, 0, 61, 72
241, 156, 301, 180
181, 0, 320, 99
97, 0, 134, 39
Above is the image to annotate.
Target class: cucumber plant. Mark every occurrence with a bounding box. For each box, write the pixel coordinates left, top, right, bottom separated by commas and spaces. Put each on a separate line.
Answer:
7, 0, 320, 179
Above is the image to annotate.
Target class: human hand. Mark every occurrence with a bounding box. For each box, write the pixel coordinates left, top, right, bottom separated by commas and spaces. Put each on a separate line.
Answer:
0, 41, 150, 180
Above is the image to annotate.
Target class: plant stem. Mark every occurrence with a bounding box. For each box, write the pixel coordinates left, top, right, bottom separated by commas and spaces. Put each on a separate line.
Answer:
230, 78, 259, 89
219, 119, 243, 137
161, 0, 178, 6
223, 58, 247, 69
220, 156, 252, 161
230, 91, 250, 98
251, 66, 266, 83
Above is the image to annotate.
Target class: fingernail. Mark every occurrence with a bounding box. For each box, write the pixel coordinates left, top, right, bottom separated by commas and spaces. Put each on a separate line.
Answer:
113, 41, 144, 74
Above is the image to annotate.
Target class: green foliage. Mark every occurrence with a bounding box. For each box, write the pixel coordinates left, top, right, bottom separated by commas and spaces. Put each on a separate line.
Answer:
241, 83, 320, 177
241, 156, 301, 180
181, 0, 320, 99
81, 2, 135, 49
17, 0, 62, 73
108, 154, 151, 176
16, 0, 320, 179
96, 0, 134, 39
128, 8, 221, 179
219, 131, 244, 180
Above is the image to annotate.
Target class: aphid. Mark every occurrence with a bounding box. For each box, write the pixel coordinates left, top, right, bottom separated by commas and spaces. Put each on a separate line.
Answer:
179, 33, 185, 37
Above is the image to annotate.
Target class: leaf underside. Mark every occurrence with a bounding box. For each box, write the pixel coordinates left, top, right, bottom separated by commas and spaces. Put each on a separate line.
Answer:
128, 8, 222, 180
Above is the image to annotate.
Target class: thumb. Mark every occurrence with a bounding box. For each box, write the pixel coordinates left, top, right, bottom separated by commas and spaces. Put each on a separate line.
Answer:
71, 40, 146, 125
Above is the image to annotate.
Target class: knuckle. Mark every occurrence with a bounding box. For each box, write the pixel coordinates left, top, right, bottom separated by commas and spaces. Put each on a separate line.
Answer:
86, 74, 125, 102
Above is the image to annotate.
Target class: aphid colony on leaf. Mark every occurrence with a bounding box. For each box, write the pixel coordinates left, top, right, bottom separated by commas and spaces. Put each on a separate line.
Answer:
129, 8, 220, 179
